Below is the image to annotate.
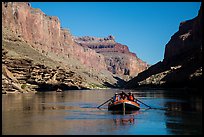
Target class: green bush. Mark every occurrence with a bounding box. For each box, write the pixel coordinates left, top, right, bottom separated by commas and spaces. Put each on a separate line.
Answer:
21, 84, 27, 89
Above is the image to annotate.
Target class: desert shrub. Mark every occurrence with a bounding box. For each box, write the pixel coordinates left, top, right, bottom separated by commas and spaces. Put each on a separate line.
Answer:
21, 84, 27, 89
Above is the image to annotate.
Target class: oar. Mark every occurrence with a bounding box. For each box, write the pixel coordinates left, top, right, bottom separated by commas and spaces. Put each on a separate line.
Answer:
97, 98, 112, 109
136, 98, 169, 110
135, 98, 152, 109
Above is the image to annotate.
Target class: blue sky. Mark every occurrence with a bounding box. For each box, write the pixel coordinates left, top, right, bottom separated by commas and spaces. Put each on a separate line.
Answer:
30, 2, 201, 65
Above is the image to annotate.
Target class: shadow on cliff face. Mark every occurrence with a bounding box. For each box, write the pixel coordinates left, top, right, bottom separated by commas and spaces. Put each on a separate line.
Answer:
36, 83, 89, 92
124, 46, 202, 91
124, 3, 202, 92
37, 76, 127, 91
103, 76, 126, 88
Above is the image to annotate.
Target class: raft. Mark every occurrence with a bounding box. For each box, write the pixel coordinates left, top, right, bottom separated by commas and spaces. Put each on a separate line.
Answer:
108, 99, 140, 111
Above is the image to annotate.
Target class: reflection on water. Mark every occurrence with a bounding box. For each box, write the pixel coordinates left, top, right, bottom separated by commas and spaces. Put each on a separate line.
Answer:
164, 95, 202, 135
2, 89, 202, 135
112, 111, 139, 126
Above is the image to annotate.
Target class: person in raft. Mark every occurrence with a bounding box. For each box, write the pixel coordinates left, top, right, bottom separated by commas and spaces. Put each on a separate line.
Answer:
113, 92, 120, 102
120, 91, 128, 100
128, 92, 135, 101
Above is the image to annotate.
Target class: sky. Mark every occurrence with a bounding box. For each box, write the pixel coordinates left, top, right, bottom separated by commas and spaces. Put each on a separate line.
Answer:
30, 2, 201, 65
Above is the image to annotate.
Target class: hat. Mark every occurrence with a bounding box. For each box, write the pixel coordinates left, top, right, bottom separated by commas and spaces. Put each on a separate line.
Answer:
115, 92, 118, 95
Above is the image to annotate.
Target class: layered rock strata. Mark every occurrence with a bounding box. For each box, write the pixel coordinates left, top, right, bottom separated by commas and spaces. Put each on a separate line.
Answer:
2, 2, 149, 93
74, 36, 148, 77
2, 2, 106, 71
2, 48, 88, 94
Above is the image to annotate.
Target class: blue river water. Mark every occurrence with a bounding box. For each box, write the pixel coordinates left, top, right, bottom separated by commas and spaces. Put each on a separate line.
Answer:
2, 89, 202, 135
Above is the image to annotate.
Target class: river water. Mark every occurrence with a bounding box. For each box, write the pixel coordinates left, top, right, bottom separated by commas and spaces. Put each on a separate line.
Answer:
2, 89, 202, 135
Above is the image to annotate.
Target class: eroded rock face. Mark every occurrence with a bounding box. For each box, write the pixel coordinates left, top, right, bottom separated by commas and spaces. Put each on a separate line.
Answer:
125, 4, 202, 90
74, 36, 148, 77
164, 5, 202, 62
2, 48, 87, 93
2, 2, 106, 71
2, 2, 148, 79
2, 2, 148, 93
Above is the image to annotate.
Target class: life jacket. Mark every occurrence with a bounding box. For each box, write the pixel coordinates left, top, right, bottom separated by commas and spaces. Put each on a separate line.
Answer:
114, 96, 120, 101
128, 95, 134, 101
116, 96, 120, 101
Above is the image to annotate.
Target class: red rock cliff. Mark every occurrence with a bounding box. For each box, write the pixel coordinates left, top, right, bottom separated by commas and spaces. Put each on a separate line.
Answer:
2, 2, 107, 71
74, 36, 148, 77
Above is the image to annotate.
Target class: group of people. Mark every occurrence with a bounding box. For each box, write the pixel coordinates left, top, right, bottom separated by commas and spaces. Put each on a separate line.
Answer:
112, 91, 136, 102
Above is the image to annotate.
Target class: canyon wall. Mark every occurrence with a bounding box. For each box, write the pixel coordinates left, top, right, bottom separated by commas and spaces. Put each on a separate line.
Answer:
74, 36, 148, 77
125, 4, 202, 90
2, 2, 148, 80
164, 6, 202, 62
2, 2, 107, 71
2, 2, 150, 93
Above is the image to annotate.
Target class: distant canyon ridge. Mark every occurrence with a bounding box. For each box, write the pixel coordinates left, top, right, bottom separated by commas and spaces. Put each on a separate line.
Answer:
73, 35, 148, 77
2, 2, 148, 93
